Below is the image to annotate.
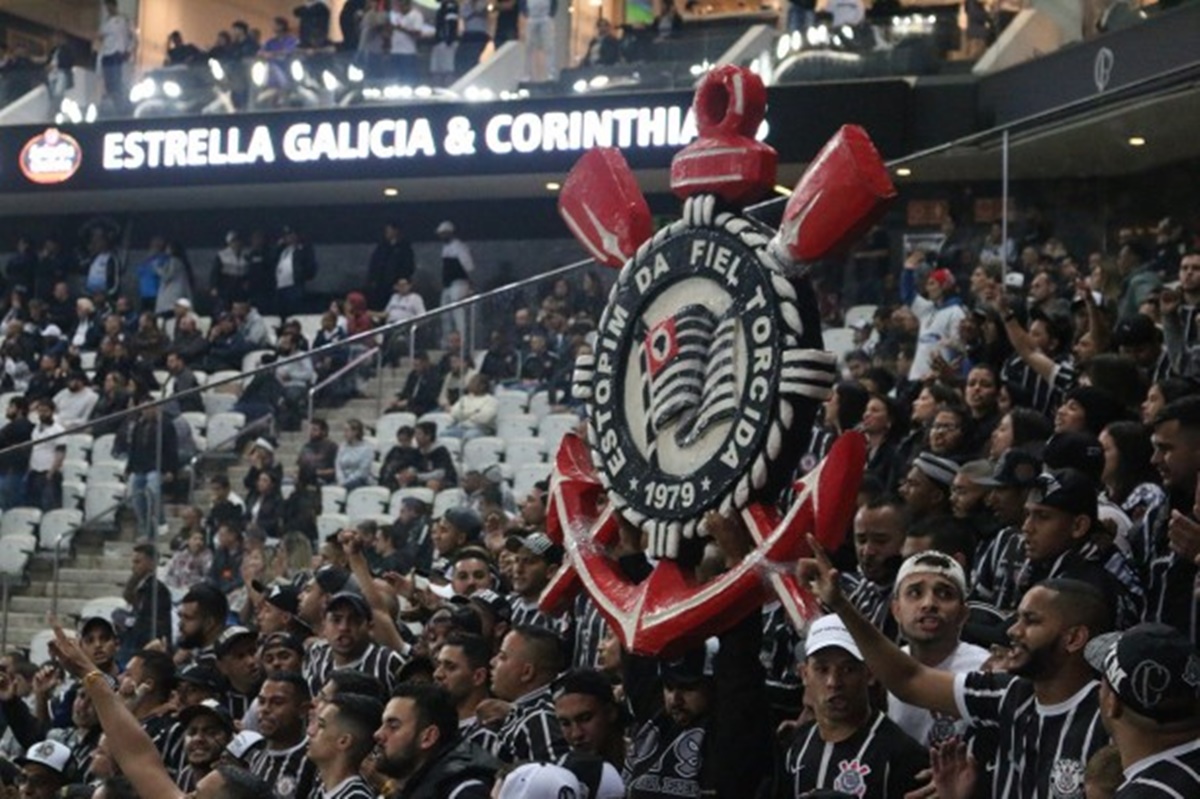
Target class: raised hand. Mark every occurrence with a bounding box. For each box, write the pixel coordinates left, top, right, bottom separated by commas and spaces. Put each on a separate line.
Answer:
928, 738, 978, 799
798, 533, 843, 608
31, 664, 62, 697
48, 624, 96, 680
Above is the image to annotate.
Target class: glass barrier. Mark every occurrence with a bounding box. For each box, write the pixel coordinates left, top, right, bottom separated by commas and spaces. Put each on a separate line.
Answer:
0, 0, 1169, 127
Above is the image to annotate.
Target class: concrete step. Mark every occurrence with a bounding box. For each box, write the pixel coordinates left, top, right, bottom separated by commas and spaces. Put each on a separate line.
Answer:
53, 568, 131, 584
20, 581, 126, 599
8, 595, 90, 615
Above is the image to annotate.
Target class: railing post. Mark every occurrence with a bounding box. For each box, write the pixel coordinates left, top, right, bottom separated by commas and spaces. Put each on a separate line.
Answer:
375, 347, 385, 421
307, 389, 316, 434
1, 575, 8, 654
409, 324, 417, 365
51, 535, 64, 620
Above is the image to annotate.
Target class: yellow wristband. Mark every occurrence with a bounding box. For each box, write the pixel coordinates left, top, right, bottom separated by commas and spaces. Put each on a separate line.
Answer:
82, 670, 107, 689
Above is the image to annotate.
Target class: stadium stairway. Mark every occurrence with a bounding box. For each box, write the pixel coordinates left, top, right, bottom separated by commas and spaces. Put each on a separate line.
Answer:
4, 361, 415, 654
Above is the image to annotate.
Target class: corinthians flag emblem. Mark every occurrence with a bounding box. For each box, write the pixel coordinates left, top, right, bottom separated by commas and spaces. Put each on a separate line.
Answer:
641, 304, 738, 451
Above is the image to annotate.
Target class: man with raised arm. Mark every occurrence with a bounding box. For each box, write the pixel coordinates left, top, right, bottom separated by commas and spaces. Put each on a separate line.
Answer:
800, 541, 1113, 799
46, 624, 270, 799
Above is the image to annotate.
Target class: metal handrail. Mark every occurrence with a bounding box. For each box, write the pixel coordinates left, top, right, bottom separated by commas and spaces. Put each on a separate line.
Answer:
306, 345, 382, 431
186, 412, 277, 504
0, 255, 597, 460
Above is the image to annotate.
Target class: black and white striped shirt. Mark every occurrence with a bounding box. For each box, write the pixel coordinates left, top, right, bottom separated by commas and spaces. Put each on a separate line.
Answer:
494, 684, 570, 764
1002, 354, 1076, 417
1115, 738, 1200, 798
247, 739, 318, 799
303, 641, 406, 698
954, 672, 1107, 799
508, 596, 567, 636
780, 711, 928, 799
840, 571, 900, 642
972, 525, 1025, 612
572, 594, 607, 669
310, 775, 376, 799
176, 765, 202, 793
1128, 496, 1200, 649
460, 716, 499, 753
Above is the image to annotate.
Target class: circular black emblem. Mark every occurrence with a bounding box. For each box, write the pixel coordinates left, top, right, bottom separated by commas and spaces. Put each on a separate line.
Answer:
577, 198, 836, 555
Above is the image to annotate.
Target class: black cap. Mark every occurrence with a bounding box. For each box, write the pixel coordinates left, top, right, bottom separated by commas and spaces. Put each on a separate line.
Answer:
78, 615, 117, 637
259, 631, 305, 655
214, 626, 257, 657
974, 449, 1042, 489
1043, 432, 1104, 483
1111, 314, 1161, 348
553, 669, 617, 705
469, 588, 512, 622
326, 591, 371, 619
178, 698, 235, 734
504, 532, 564, 566
177, 664, 223, 693
1085, 623, 1200, 722
442, 507, 483, 538
254, 580, 299, 615
1029, 468, 1098, 520
313, 565, 355, 596
658, 639, 718, 685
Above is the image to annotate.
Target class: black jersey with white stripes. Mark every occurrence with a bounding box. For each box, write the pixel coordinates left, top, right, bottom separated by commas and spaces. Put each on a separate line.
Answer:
309, 775, 376, 799
955, 672, 1108, 799
247, 739, 318, 799
778, 711, 928, 799
303, 641, 406, 698
1115, 739, 1200, 799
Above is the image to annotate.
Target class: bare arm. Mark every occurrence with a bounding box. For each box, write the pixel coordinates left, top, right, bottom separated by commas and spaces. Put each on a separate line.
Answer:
800, 536, 961, 717
339, 531, 409, 656
999, 301, 1057, 382
49, 626, 183, 799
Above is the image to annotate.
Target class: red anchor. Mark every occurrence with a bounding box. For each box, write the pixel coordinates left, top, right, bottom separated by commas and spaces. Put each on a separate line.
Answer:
546, 65, 895, 656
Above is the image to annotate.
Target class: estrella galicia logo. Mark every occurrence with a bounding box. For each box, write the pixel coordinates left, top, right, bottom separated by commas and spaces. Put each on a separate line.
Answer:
19, 127, 82, 185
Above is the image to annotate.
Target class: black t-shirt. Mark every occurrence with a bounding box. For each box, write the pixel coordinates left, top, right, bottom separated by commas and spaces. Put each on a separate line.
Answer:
779, 711, 928, 799
624, 715, 706, 799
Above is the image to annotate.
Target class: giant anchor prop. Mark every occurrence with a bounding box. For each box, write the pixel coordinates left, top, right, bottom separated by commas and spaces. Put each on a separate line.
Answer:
541, 65, 896, 656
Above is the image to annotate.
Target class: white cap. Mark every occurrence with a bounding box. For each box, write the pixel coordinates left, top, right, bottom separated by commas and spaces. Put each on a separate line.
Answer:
175, 297, 193, 309
41, 324, 63, 338
804, 615, 863, 661
436, 220, 456, 235
1004, 272, 1025, 290
17, 740, 72, 774
499, 763, 583, 799
251, 437, 275, 454
226, 730, 265, 760
895, 550, 969, 598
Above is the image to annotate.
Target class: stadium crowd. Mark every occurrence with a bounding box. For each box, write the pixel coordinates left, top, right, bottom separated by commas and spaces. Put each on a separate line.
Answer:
0, 206, 1196, 799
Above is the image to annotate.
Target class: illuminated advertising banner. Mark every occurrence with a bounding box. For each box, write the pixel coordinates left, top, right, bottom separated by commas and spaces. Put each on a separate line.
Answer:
0, 82, 910, 194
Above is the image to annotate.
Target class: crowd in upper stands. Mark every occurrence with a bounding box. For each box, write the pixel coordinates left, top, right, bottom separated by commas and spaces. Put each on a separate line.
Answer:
0, 201, 1198, 799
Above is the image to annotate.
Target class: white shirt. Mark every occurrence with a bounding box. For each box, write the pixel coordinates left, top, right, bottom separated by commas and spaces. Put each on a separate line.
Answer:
441, 238, 476, 274
385, 292, 426, 324
51, 387, 99, 430
30, 418, 66, 472
99, 12, 134, 57
888, 641, 989, 745
276, 246, 296, 289
390, 9, 426, 55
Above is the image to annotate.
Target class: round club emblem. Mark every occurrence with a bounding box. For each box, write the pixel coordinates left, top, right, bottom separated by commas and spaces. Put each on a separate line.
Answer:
577, 197, 836, 556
